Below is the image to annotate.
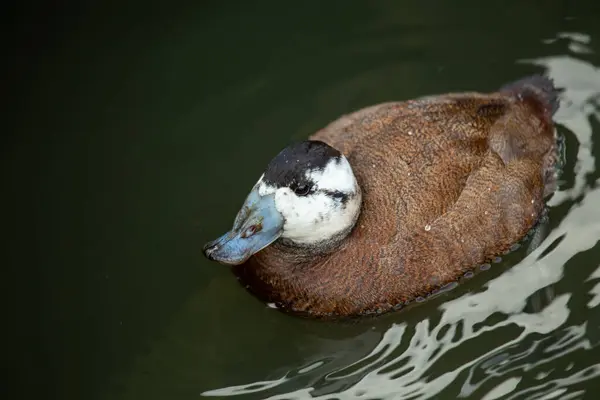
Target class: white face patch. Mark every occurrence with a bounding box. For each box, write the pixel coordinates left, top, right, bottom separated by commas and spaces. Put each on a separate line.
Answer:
306, 156, 356, 194
256, 157, 361, 245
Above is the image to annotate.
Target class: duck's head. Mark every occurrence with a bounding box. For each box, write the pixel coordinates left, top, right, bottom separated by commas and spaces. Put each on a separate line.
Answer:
203, 140, 362, 265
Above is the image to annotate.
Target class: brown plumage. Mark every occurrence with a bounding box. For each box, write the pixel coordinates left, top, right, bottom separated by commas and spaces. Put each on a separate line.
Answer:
221, 76, 559, 318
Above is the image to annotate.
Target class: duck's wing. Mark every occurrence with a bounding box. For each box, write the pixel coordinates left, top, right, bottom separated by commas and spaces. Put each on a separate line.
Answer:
306, 77, 560, 314
380, 77, 559, 306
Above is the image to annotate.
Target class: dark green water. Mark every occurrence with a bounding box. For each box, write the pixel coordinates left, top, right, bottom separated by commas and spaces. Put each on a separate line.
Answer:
6, 1, 600, 399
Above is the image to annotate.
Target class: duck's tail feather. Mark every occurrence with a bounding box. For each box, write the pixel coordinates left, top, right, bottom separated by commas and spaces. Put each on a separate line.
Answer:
500, 75, 561, 116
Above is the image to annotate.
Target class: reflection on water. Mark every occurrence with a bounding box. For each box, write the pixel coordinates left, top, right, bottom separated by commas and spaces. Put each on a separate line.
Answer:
202, 32, 600, 400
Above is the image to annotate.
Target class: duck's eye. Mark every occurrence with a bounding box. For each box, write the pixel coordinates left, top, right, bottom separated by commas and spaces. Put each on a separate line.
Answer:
293, 184, 311, 196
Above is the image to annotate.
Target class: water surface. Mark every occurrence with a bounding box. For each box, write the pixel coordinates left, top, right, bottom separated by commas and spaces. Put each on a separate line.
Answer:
6, 1, 600, 399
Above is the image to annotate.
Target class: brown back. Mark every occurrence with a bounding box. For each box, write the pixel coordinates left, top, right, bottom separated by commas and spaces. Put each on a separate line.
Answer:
235, 89, 557, 318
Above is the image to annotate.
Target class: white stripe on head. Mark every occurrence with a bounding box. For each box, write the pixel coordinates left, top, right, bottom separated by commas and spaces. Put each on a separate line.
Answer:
307, 157, 357, 194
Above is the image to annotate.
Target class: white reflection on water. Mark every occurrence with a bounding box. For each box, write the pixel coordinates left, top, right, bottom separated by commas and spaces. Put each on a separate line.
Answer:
202, 34, 600, 399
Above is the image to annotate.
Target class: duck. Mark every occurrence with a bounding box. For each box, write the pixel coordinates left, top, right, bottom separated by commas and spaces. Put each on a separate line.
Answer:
203, 75, 560, 318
